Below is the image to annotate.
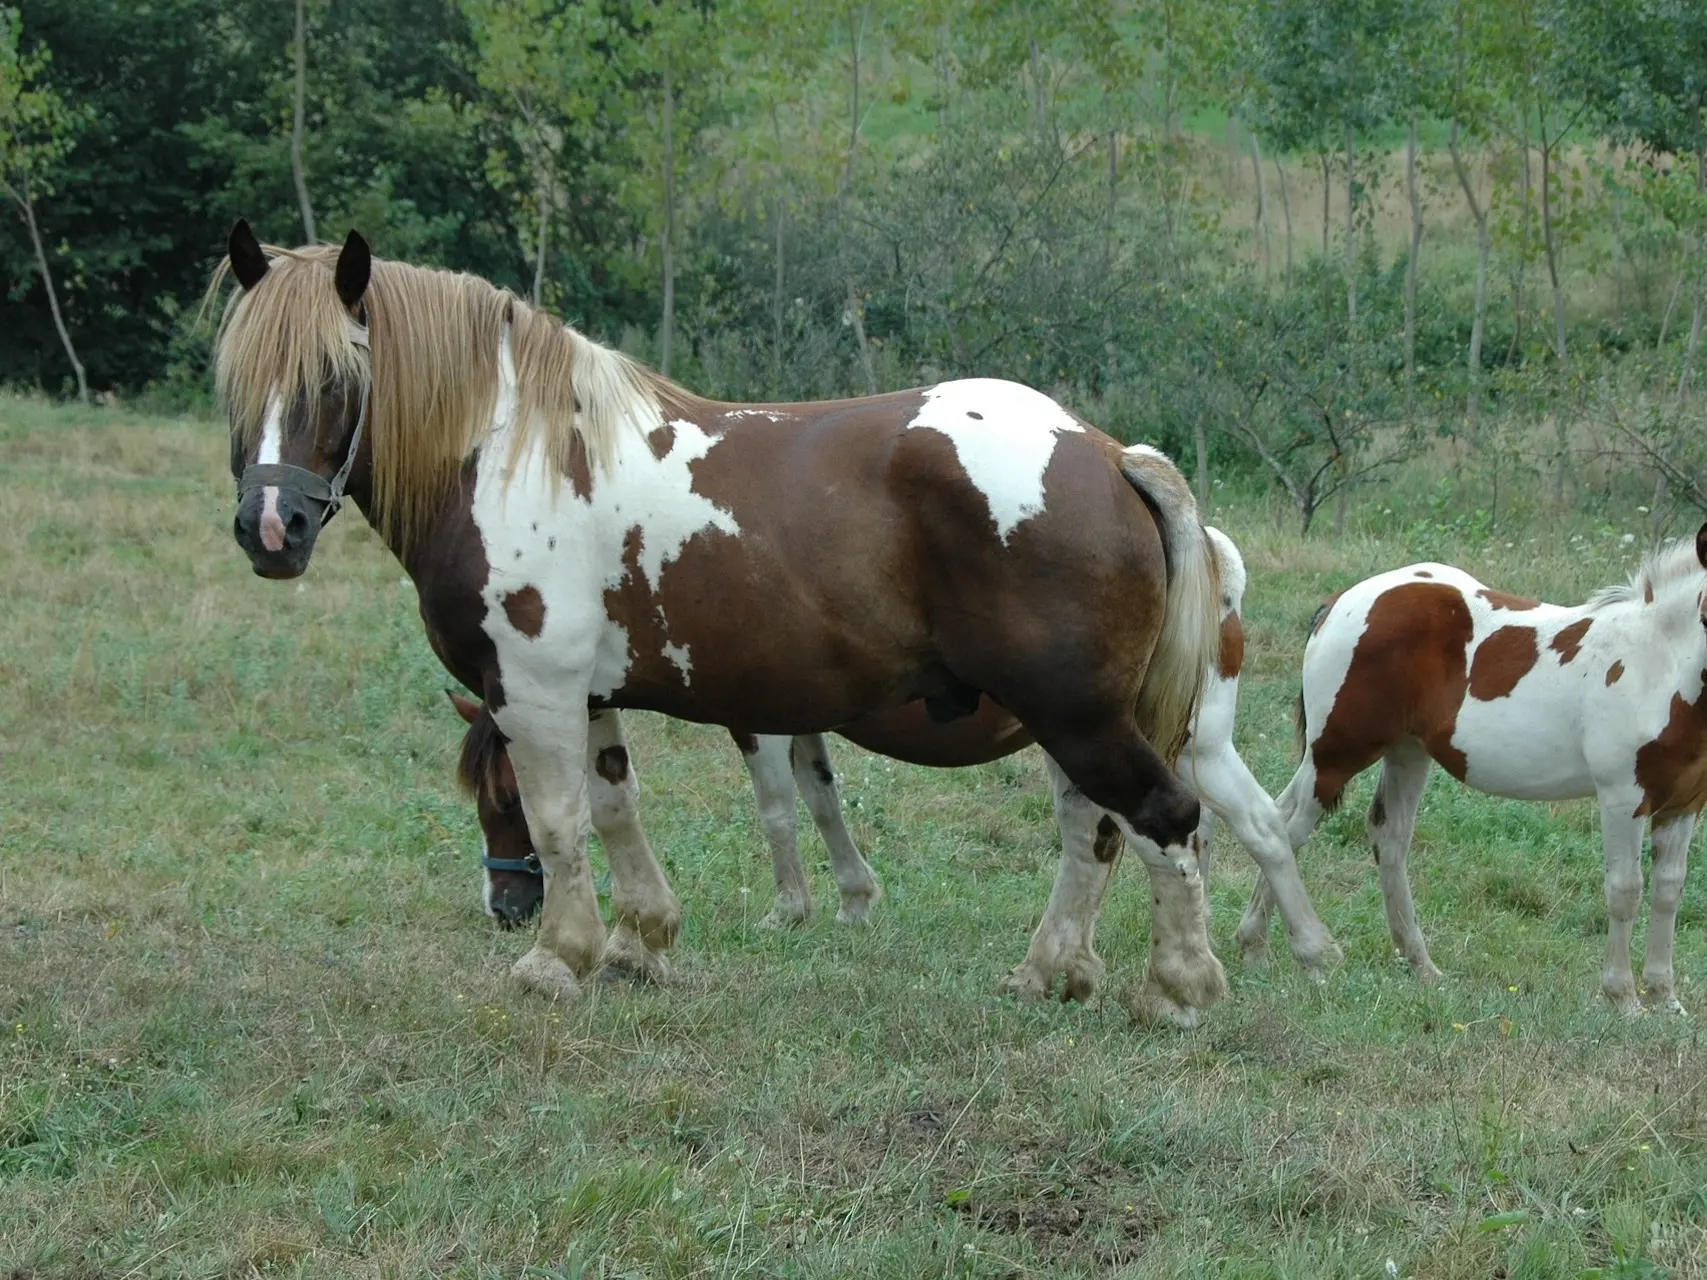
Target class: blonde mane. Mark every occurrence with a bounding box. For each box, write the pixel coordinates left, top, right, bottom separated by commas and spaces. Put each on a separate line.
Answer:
208, 243, 683, 550
1585, 535, 1707, 613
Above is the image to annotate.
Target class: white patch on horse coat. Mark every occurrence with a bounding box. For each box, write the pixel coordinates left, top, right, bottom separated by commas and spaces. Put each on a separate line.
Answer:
905, 379, 1084, 543
472, 333, 740, 708
480, 834, 497, 919
661, 642, 692, 684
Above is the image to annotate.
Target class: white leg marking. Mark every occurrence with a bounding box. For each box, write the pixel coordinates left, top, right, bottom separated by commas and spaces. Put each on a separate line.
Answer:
1598, 792, 1647, 1017
1643, 813, 1693, 1015
742, 736, 811, 927
791, 735, 882, 925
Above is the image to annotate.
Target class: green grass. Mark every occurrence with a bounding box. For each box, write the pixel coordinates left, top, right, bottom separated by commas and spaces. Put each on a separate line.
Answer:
2, 395, 1704, 1278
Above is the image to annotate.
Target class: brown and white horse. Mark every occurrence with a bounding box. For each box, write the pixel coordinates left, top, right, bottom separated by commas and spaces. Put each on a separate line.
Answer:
453, 527, 1343, 996
213, 223, 1296, 1024
1239, 530, 1707, 1014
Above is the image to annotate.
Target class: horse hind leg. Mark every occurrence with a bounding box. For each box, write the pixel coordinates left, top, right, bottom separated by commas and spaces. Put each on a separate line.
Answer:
587, 710, 681, 984
1368, 739, 1440, 982
1641, 813, 1693, 1015
1183, 740, 1342, 980
1000, 754, 1120, 1005
790, 734, 883, 925
1234, 760, 1331, 969
1035, 722, 1229, 1028
735, 733, 813, 927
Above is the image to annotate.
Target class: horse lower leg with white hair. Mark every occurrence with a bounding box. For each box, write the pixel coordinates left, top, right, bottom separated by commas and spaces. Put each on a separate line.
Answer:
732, 732, 817, 927
587, 709, 681, 981
788, 733, 883, 924
1642, 813, 1694, 1015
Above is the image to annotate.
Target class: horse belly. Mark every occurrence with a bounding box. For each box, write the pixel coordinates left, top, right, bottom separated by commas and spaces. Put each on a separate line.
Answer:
836, 697, 1033, 767
1453, 690, 1591, 801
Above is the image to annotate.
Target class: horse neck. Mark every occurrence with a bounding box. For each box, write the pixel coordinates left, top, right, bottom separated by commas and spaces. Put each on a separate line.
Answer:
1595, 585, 1707, 692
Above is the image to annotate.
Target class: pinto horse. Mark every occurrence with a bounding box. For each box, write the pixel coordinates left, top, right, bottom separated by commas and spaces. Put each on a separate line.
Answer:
213, 223, 1303, 1024
452, 528, 1343, 994
1238, 530, 1707, 1014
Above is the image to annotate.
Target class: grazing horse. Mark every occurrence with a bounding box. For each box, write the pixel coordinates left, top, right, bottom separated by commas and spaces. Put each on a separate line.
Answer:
213, 222, 1278, 1025
1238, 530, 1707, 1014
452, 528, 1343, 994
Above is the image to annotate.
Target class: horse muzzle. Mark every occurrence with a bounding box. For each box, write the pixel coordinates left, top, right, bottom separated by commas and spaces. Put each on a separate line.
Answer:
234, 485, 324, 579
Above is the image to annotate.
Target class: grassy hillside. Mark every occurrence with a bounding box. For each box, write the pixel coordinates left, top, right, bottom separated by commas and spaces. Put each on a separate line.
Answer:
2, 396, 1703, 1278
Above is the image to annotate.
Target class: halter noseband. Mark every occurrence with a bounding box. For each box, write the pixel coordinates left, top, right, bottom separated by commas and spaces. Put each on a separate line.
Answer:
480, 850, 543, 876
237, 317, 372, 525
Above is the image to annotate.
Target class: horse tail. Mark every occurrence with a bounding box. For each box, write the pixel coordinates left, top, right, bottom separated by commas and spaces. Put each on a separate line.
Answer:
1295, 592, 1340, 760
1119, 444, 1220, 765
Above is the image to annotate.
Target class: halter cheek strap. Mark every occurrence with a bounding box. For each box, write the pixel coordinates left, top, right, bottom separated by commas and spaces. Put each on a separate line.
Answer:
479, 851, 543, 876
237, 319, 372, 525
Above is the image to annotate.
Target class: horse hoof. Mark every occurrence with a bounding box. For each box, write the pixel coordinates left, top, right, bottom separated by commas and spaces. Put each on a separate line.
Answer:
835, 901, 877, 927
998, 965, 1049, 1003
511, 947, 585, 1002
758, 904, 810, 930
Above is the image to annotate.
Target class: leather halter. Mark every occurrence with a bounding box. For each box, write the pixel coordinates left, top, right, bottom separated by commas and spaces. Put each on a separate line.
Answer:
236, 317, 372, 524
480, 850, 543, 876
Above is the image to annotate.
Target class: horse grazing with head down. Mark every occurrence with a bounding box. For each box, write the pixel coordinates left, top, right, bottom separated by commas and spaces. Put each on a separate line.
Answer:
452, 526, 1343, 997
213, 222, 1306, 1025
1238, 529, 1707, 1014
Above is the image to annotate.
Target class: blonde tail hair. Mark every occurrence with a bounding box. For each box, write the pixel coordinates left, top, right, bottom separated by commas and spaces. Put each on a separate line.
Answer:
1120, 444, 1220, 764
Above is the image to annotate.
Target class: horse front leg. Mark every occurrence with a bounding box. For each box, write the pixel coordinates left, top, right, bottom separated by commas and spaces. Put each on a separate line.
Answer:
502, 701, 605, 1001
1642, 813, 1694, 1015
589, 710, 682, 983
1596, 793, 1647, 1017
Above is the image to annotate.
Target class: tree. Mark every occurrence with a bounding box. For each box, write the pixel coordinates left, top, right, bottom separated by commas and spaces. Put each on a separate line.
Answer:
290, 0, 316, 243
1, 6, 89, 401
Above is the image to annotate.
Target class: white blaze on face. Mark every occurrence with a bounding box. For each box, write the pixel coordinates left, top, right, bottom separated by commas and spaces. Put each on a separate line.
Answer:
480, 833, 498, 920
257, 393, 287, 552
904, 378, 1085, 543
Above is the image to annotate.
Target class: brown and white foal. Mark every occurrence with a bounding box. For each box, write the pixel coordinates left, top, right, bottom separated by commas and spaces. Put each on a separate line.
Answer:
1240, 528, 1707, 1014
452, 527, 1343, 1011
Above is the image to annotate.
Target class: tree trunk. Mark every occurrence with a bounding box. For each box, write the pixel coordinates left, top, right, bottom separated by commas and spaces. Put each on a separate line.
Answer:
1193, 416, 1209, 509
1276, 154, 1293, 281
1320, 152, 1330, 259
659, 51, 676, 378
10, 179, 89, 403
1659, 274, 1684, 349
291, 0, 316, 244
1028, 37, 1046, 137
1448, 119, 1490, 425
532, 198, 549, 307
1404, 114, 1422, 421
1610, 147, 1626, 326
1538, 112, 1568, 367
1676, 148, 1707, 405
1344, 127, 1357, 325
844, 2, 864, 187
771, 103, 787, 396
1247, 127, 1270, 284
1507, 104, 1531, 365
846, 280, 877, 394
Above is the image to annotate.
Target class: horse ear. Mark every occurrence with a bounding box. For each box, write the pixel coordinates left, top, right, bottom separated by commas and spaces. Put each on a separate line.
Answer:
228, 219, 269, 290
334, 230, 371, 308
1695, 521, 1707, 570
445, 688, 483, 725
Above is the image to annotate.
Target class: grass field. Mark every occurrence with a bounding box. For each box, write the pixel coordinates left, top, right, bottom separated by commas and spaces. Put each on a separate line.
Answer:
2, 395, 1704, 1279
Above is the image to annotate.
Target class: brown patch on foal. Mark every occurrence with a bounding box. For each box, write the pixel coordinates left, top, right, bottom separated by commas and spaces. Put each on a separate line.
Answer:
1478, 588, 1539, 611
595, 745, 629, 784
1606, 661, 1625, 686
1414, 569, 1434, 578
1633, 679, 1707, 821
502, 586, 546, 638
647, 423, 676, 460
1469, 627, 1539, 701
1644, 582, 1655, 605
1092, 815, 1123, 864
1217, 613, 1245, 680
1550, 618, 1592, 664
1310, 583, 1473, 805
